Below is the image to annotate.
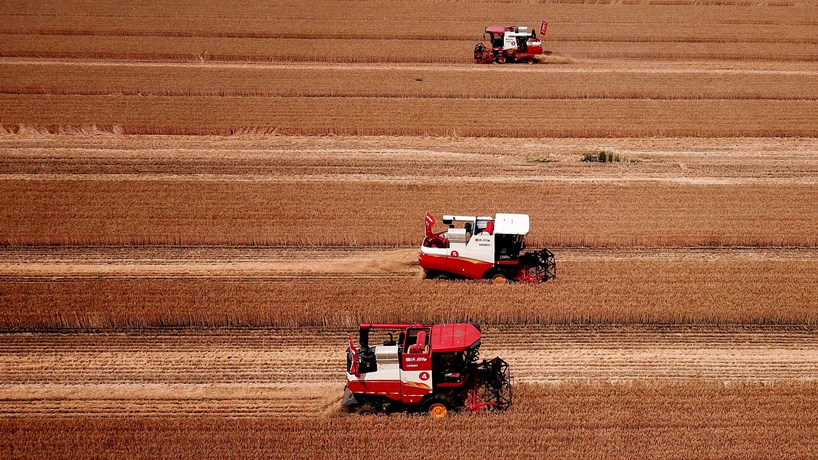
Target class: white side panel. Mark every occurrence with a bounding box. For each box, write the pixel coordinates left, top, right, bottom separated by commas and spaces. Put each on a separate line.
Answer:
503, 34, 519, 50
447, 240, 467, 250
494, 213, 530, 235
348, 367, 400, 383
463, 232, 495, 263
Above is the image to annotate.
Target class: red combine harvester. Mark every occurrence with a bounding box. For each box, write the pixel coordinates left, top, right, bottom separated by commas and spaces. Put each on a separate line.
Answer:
419, 212, 556, 284
474, 20, 548, 64
343, 322, 512, 417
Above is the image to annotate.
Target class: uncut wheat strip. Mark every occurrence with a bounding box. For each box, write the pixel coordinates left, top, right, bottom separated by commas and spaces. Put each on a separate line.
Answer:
1, 179, 816, 247
4, 62, 818, 101
1, 15, 816, 45
2, 95, 817, 137
3, 0, 816, 18
2, 256, 817, 329
3, 382, 817, 458
4, 1, 815, 31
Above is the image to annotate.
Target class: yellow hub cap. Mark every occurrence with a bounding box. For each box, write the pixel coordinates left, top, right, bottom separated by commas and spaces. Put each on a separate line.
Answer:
492, 275, 507, 285
428, 403, 448, 418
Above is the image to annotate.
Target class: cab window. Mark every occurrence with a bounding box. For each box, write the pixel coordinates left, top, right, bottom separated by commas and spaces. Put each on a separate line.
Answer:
404, 328, 430, 354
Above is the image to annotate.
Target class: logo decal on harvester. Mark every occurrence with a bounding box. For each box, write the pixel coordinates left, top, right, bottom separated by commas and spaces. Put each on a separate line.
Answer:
419, 372, 430, 381
450, 251, 459, 257
402, 381, 432, 391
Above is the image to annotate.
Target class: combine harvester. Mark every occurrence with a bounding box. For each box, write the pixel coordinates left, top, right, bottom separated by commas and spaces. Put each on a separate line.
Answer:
343, 322, 512, 417
474, 20, 548, 64
419, 212, 556, 284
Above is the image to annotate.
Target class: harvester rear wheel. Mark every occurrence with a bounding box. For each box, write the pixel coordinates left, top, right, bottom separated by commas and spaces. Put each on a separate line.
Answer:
497, 54, 507, 64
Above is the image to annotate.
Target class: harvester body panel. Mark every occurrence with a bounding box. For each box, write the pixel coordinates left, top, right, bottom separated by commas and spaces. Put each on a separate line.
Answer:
494, 213, 530, 234
475, 23, 546, 64
344, 323, 511, 416
419, 212, 555, 283
430, 323, 482, 352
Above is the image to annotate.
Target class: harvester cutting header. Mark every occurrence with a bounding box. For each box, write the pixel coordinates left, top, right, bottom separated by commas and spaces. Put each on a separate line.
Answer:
474, 20, 548, 64
419, 212, 556, 283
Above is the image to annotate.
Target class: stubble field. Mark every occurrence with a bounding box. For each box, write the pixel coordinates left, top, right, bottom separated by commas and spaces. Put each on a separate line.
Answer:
2, 0, 818, 458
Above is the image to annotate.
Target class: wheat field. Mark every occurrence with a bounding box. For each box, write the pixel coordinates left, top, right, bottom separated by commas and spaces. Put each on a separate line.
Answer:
4, 382, 816, 459
2, 0, 818, 458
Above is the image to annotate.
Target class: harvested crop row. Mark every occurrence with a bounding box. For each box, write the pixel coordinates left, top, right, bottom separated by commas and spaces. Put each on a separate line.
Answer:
1, 179, 816, 246
2, 134, 817, 181
3, 34, 818, 63
4, 62, 818, 101
3, 251, 817, 329
3, 95, 817, 137
3, 382, 817, 459
1, 326, 815, 386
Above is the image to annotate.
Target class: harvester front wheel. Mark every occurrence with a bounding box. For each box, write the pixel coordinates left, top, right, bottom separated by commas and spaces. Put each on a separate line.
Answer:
428, 403, 448, 418
356, 404, 377, 416
424, 396, 454, 418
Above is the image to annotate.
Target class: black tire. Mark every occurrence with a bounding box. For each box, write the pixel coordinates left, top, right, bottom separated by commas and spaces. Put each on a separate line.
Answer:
497, 54, 507, 64
483, 269, 511, 284
426, 270, 455, 281
423, 394, 458, 418
356, 404, 377, 416
421, 395, 463, 417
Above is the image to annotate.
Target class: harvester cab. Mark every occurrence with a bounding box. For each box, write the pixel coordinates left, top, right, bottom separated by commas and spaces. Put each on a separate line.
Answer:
475, 22, 546, 64
420, 212, 556, 284
343, 323, 512, 417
